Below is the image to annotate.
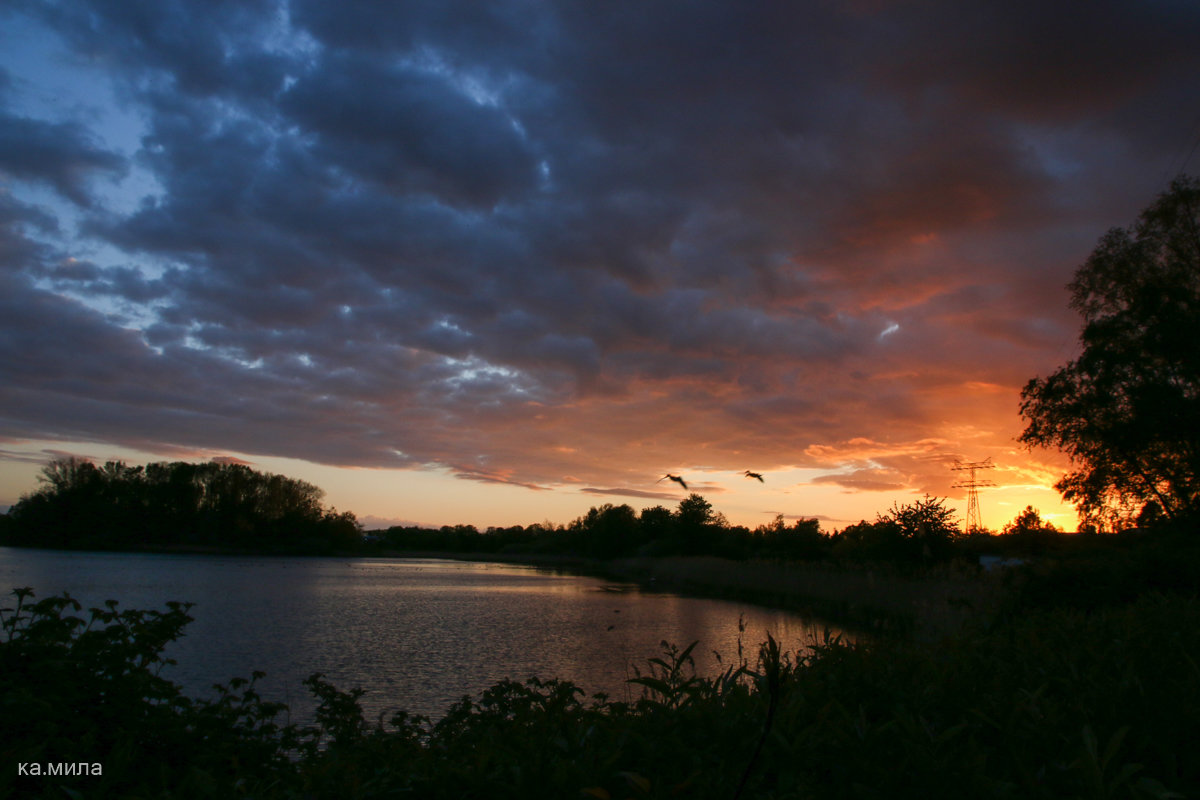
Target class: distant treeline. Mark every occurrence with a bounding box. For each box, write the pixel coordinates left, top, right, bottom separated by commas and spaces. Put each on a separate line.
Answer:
3, 457, 1187, 564
0, 458, 360, 553
370, 493, 1082, 565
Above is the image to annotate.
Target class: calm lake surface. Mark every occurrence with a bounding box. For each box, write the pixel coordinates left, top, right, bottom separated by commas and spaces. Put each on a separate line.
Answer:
0, 547, 843, 722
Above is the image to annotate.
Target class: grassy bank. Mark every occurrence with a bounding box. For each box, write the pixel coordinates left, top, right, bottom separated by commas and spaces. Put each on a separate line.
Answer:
393, 526, 1200, 639
374, 550, 1008, 639
597, 556, 1004, 639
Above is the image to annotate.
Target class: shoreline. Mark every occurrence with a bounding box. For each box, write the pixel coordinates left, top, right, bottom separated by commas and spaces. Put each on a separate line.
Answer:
2, 542, 1007, 638
351, 549, 1008, 638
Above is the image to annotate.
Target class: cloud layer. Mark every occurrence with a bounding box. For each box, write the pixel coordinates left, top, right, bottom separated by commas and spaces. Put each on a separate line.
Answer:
2, 0, 1198, 516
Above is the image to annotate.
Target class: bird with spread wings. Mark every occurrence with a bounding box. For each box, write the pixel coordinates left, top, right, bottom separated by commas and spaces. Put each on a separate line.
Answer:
657, 474, 688, 490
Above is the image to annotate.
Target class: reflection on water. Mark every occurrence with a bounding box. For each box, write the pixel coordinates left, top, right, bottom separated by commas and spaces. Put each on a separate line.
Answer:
0, 548, 844, 722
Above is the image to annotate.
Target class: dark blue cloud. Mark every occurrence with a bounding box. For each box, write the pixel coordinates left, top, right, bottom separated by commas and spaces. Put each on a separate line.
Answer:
0, 103, 126, 205
280, 52, 540, 206
1, 0, 1198, 499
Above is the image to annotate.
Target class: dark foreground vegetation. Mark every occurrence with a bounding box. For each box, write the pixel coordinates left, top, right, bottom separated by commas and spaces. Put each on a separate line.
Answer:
4, 568, 1199, 799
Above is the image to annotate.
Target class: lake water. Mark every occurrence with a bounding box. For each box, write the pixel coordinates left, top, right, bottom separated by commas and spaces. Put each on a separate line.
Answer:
0, 547, 842, 723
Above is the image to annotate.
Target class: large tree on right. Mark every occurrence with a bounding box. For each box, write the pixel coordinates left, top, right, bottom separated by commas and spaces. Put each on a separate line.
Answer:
1020, 176, 1200, 530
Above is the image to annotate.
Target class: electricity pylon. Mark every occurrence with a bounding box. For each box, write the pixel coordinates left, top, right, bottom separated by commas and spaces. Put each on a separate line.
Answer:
951, 458, 996, 533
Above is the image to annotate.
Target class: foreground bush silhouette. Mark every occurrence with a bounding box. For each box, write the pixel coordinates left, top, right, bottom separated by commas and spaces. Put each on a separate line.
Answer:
0, 588, 302, 798
3, 587, 1199, 798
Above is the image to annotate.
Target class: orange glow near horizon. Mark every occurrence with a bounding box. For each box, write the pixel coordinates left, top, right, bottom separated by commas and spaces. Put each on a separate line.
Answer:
1, 0, 1190, 552
0, 436, 1080, 534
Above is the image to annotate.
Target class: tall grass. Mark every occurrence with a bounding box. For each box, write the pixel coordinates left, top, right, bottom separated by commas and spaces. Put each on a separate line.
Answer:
598, 555, 1006, 638
4, 586, 1198, 798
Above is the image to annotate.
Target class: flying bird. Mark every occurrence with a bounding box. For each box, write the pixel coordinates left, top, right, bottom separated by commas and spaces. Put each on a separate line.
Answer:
657, 474, 688, 490
743, 471, 764, 482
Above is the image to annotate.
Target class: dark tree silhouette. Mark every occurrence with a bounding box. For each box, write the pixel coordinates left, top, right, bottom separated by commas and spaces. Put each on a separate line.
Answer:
672, 493, 721, 554
831, 495, 959, 562
676, 493, 716, 529
753, 515, 828, 560
1002, 506, 1061, 536
4, 458, 360, 551
1020, 176, 1200, 530
573, 502, 639, 557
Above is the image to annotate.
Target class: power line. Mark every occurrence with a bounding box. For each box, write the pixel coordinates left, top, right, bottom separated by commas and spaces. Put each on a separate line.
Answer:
951, 458, 996, 533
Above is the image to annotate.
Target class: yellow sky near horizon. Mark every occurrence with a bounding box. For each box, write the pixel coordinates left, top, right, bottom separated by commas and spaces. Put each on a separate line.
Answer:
0, 436, 1078, 533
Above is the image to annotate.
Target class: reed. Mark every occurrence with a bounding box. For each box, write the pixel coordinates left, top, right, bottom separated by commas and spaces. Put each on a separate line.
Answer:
596, 555, 1006, 638
5, 585, 1198, 798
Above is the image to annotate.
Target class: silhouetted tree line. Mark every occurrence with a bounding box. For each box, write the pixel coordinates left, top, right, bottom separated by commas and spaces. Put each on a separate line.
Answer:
0, 458, 360, 553
371, 492, 1082, 566
1, 457, 1168, 566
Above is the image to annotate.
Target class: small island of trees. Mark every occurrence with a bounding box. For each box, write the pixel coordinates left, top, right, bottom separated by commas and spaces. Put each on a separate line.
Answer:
0, 457, 361, 554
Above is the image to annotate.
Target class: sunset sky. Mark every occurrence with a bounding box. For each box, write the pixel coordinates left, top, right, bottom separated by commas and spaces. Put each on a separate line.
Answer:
2, 1, 1199, 533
